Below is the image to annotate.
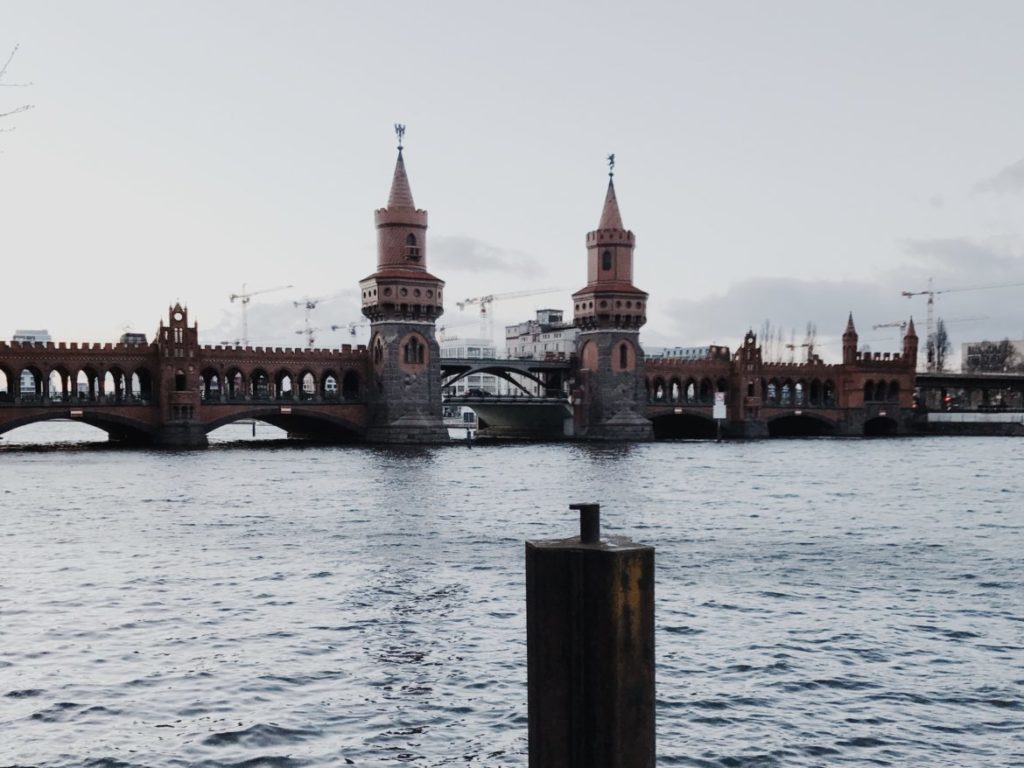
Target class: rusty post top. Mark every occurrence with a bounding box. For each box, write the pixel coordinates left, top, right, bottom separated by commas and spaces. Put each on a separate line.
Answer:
570, 502, 601, 544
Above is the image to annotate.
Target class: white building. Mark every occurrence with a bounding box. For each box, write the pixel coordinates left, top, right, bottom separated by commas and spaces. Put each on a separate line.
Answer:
505, 309, 578, 361
645, 344, 731, 362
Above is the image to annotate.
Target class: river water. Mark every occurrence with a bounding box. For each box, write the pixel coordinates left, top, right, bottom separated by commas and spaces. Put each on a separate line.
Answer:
1, 424, 1022, 767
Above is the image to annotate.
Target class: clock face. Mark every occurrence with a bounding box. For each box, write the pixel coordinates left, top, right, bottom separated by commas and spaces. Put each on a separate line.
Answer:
173, 311, 183, 321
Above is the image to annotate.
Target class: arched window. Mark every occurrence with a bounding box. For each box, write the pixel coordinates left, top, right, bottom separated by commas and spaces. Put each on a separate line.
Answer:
340, 371, 359, 400
405, 233, 420, 259
175, 370, 187, 392
404, 336, 424, 364
602, 250, 612, 271
619, 342, 629, 370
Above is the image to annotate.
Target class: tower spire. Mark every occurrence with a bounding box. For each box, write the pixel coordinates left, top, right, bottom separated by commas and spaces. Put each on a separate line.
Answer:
598, 153, 624, 230
387, 123, 415, 209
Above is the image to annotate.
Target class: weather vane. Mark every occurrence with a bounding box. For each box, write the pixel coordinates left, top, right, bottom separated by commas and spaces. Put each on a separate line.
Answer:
607, 153, 615, 177
394, 123, 406, 151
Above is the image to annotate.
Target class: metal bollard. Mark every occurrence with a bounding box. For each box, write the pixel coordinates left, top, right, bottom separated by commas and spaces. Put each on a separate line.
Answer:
525, 503, 656, 768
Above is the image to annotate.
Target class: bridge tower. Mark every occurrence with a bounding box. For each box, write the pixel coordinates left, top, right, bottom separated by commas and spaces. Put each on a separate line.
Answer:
903, 316, 919, 369
842, 312, 858, 365
572, 161, 653, 440
358, 128, 448, 443
155, 302, 207, 447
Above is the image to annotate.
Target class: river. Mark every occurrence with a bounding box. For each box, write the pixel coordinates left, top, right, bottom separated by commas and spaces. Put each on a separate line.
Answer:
1, 423, 1021, 766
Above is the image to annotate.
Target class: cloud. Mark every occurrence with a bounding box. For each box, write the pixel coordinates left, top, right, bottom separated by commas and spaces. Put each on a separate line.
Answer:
653, 265, 1024, 364
430, 235, 543, 274
657, 277, 899, 351
973, 157, 1024, 195
899, 236, 1024, 285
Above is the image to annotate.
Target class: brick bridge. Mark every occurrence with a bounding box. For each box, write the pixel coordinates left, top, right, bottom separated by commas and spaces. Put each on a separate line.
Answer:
0, 304, 370, 447
2, 139, 1015, 445
434, 315, 922, 439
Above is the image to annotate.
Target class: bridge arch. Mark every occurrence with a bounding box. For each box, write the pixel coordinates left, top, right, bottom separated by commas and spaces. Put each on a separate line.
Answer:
250, 369, 270, 400
823, 379, 836, 406
651, 377, 666, 402
298, 370, 316, 401
342, 370, 361, 400
201, 367, 221, 401
795, 379, 806, 406
767, 412, 836, 437
0, 364, 11, 400
0, 410, 156, 442
321, 370, 339, 400
668, 377, 680, 403
18, 365, 46, 398
684, 378, 697, 404
46, 367, 70, 401
809, 379, 822, 406
275, 369, 294, 400
699, 378, 713, 404
132, 368, 154, 401
201, 407, 365, 442
225, 368, 244, 400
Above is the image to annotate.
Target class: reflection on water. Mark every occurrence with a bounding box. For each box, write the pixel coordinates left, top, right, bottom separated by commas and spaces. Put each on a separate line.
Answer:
0, 425, 1021, 766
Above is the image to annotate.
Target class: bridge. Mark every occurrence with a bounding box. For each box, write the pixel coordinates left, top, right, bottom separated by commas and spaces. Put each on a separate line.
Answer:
0, 305, 371, 446
440, 357, 573, 438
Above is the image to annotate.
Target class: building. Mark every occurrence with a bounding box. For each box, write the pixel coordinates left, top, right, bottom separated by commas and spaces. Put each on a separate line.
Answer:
646, 345, 731, 362
505, 309, 578, 361
962, 339, 1024, 373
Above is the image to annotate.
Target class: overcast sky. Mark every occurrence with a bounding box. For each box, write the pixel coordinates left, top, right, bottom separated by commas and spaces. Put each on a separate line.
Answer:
3, 1, 1023, 365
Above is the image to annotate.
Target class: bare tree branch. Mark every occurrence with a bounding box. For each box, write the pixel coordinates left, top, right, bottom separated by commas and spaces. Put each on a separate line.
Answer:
0, 43, 34, 136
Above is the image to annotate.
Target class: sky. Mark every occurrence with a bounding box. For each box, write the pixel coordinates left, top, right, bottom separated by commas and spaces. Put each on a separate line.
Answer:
3, 1, 1024, 366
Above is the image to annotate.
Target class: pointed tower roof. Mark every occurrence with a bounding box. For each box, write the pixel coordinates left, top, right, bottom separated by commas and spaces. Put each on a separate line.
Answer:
598, 177, 624, 230
387, 148, 415, 209
906, 316, 917, 337
844, 312, 857, 335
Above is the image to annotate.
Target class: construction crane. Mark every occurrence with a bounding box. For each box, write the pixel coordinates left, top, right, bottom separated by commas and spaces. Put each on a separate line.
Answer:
901, 279, 1024, 370
873, 315, 988, 368
783, 323, 817, 363
330, 320, 369, 337
436, 318, 482, 342
456, 288, 562, 340
229, 283, 293, 346
293, 297, 328, 348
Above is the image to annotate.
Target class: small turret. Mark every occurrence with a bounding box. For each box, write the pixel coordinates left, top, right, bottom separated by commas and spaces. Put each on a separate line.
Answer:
903, 316, 918, 368
842, 312, 858, 365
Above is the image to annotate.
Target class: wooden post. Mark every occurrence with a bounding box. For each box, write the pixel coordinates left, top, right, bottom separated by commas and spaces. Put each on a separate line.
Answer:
526, 503, 656, 768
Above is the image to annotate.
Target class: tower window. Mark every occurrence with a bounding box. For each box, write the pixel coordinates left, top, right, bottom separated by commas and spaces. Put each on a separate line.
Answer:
404, 335, 425, 364
602, 250, 612, 271
405, 233, 420, 260
619, 342, 629, 370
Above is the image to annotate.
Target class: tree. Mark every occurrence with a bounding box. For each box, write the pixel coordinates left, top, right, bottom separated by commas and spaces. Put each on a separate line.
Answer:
0, 44, 33, 133
927, 317, 952, 372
